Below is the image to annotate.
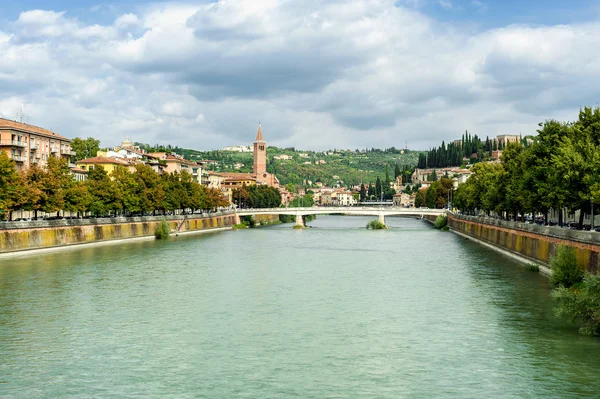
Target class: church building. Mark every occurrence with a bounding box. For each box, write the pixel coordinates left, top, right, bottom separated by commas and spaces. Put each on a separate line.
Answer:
252, 124, 279, 187
209, 124, 280, 202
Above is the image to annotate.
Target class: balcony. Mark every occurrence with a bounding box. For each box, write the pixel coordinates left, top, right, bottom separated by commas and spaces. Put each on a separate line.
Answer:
31, 158, 40, 164
29, 143, 39, 150
0, 140, 27, 148
50, 147, 59, 153
10, 154, 24, 162
62, 150, 76, 156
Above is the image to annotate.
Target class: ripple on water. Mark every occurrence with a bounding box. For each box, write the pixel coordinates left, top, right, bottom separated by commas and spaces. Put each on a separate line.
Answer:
1, 216, 600, 398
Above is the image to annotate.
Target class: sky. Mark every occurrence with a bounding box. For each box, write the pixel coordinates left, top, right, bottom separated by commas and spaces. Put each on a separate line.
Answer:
1, 0, 600, 151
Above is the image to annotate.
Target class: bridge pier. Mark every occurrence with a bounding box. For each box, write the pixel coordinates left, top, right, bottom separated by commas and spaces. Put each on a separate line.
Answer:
378, 212, 385, 226
295, 213, 305, 227
234, 213, 241, 225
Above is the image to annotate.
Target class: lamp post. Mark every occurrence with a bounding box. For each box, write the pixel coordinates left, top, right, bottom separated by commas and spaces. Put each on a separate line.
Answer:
592, 200, 595, 230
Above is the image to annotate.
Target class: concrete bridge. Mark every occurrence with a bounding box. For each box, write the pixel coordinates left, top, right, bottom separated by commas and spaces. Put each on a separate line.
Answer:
234, 207, 446, 226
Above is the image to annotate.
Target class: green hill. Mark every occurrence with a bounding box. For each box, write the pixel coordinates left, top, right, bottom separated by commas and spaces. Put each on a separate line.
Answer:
137, 143, 421, 187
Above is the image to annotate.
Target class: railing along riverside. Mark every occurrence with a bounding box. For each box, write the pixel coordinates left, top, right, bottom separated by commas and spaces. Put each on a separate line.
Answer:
449, 213, 600, 246
0, 211, 234, 231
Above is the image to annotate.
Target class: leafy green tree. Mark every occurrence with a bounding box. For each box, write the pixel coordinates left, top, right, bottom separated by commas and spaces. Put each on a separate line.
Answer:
550, 245, 583, 287
33, 157, 74, 216
414, 189, 426, 208
552, 272, 600, 336
64, 182, 92, 216
0, 152, 31, 219
71, 137, 100, 161
112, 166, 140, 213
86, 167, 117, 216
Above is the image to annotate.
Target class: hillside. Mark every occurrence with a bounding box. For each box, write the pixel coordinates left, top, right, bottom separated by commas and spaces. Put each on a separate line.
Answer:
137, 143, 421, 187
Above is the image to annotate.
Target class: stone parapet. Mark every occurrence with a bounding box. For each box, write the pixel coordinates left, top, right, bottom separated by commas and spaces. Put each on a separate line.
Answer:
0, 214, 236, 254
0, 212, 233, 231
448, 214, 600, 272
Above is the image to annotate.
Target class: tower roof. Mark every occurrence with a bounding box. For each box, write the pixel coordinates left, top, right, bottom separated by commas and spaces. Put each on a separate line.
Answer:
255, 123, 264, 142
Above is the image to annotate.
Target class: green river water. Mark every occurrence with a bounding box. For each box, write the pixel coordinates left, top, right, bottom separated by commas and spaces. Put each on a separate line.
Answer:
1, 216, 600, 398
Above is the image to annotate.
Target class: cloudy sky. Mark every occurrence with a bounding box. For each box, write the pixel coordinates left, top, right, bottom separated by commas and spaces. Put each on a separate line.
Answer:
1, 0, 599, 150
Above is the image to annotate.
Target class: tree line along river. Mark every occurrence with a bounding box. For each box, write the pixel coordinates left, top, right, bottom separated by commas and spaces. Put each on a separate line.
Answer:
1, 216, 599, 398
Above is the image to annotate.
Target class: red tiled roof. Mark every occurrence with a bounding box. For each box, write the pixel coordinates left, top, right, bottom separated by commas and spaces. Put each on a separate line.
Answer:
0, 118, 69, 141
76, 156, 131, 166
70, 167, 88, 173
212, 172, 256, 179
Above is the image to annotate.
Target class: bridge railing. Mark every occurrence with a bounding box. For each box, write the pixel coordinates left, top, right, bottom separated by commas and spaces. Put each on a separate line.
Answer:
235, 207, 446, 214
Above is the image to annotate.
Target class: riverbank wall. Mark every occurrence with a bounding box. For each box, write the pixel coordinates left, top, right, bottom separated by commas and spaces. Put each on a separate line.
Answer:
0, 213, 236, 254
448, 214, 600, 272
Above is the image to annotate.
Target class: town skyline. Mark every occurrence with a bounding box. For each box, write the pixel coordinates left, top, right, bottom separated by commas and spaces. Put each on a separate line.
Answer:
1, 0, 599, 150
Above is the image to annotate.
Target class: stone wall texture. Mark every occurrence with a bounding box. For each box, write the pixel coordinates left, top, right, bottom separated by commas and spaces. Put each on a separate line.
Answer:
0, 214, 236, 254
448, 214, 600, 273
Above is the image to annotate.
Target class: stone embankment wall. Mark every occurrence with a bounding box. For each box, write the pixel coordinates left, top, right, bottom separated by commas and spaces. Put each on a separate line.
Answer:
0, 213, 236, 254
448, 214, 600, 272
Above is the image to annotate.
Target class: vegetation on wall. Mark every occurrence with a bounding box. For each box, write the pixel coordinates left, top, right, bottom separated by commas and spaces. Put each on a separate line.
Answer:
155, 220, 171, 239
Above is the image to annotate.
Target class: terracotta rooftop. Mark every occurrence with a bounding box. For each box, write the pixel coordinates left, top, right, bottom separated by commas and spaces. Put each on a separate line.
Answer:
212, 172, 256, 179
224, 177, 258, 183
0, 118, 69, 141
70, 167, 88, 173
76, 156, 131, 166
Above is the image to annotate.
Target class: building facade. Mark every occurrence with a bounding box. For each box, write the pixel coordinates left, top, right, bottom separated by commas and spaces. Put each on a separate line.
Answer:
0, 118, 73, 171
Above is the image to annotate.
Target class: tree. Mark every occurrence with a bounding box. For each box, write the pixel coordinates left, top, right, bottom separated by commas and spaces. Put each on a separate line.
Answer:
414, 189, 426, 208
0, 152, 30, 219
368, 183, 374, 198
71, 137, 100, 161
428, 169, 438, 182
64, 182, 92, 216
359, 183, 366, 201
375, 176, 382, 198
112, 166, 140, 213
86, 167, 117, 216
385, 164, 390, 183
394, 164, 401, 179
30, 157, 74, 216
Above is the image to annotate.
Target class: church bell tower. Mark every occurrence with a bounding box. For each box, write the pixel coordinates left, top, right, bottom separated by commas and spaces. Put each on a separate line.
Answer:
253, 123, 267, 177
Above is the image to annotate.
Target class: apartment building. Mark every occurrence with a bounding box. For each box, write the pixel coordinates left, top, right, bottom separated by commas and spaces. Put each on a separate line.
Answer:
0, 118, 73, 171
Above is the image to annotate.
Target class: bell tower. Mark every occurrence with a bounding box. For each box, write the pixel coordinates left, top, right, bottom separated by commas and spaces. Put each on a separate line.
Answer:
253, 123, 267, 176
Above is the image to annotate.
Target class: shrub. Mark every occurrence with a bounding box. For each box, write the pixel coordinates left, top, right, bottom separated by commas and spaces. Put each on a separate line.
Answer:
525, 263, 540, 272
366, 219, 386, 229
434, 214, 447, 229
552, 273, 600, 336
155, 220, 171, 239
441, 225, 450, 232
232, 223, 248, 229
550, 245, 583, 287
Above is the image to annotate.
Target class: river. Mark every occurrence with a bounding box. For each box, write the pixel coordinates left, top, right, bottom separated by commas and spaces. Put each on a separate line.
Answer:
1, 216, 600, 398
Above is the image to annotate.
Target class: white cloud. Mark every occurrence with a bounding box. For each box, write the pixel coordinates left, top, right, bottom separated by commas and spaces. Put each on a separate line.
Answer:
439, 0, 453, 10
114, 13, 141, 29
0, 1, 599, 151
